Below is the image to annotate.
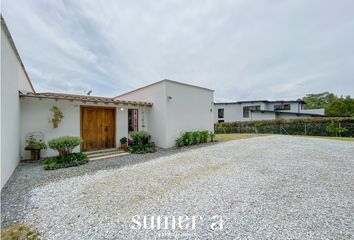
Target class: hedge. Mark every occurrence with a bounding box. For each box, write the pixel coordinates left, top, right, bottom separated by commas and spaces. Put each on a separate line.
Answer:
214, 117, 354, 137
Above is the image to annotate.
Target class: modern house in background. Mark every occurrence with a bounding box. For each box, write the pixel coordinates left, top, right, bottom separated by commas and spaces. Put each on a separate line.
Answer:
1, 17, 214, 188
214, 100, 325, 123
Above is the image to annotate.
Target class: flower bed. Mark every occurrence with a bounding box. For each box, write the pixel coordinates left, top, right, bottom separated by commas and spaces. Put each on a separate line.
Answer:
43, 152, 88, 170
128, 131, 156, 154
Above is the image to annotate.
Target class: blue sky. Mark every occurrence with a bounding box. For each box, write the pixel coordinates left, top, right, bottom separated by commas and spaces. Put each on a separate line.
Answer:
2, 0, 354, 101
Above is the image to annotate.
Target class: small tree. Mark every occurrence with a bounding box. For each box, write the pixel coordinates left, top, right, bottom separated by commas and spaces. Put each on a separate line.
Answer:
325, 121, 348, 137
48, 136, 83, 156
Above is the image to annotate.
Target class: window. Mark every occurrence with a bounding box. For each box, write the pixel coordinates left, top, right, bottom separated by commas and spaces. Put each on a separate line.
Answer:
274, 104, 291, 111
218, 109, 224, 118
243, 105, 260, 118
218, 120, 224, 123
128, 109, 138, 132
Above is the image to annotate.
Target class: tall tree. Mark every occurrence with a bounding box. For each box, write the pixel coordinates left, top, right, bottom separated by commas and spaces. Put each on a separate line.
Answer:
325, 96, 354, 117
301, 92, 337, 109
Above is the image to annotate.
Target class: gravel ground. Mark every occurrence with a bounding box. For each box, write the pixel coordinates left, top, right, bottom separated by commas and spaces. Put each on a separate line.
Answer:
2, 135, 354, 239
1, 143, 217, 227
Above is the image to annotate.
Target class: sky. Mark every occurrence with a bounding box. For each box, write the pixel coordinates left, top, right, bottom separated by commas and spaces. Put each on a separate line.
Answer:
2, 0, 354, 101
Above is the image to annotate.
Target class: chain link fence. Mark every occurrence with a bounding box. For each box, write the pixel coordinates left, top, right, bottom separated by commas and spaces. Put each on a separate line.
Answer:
214, 118, 354, 137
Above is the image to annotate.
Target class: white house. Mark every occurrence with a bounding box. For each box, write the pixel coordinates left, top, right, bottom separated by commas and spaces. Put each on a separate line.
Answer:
114, 80, 214, 148
214, 100, 325, 123
1, 17, 214, 188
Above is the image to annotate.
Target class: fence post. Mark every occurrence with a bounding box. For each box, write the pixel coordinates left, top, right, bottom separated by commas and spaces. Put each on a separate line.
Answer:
304, 123, 307, 136
339, 122, 341, 137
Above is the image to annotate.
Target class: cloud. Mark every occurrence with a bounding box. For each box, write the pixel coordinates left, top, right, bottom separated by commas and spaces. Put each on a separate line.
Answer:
2, 0, 354, 100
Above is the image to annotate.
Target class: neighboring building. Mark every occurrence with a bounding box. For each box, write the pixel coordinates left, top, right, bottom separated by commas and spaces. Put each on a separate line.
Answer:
1, 17, 35, 188
214, 100, 325, 123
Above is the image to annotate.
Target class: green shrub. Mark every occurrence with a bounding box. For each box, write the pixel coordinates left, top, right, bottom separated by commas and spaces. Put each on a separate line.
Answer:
120, 137, 127, 144
214, 117, 354, 137
191, 131, 200, 145
199, 131, 209, 143
43, 152, 88, 170
209, 131, 216, 142
130, 131, 150, 145
175, 137, 184, 147
325, 121, 348, 136
128, 131, 155, 154
128, 143, 156, 154
176, 130, 212, 147
48, 136, 83, 156
182, 132, 192, 146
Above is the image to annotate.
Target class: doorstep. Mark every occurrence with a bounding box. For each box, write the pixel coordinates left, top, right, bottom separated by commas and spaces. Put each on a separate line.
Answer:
84, 148, 130, 161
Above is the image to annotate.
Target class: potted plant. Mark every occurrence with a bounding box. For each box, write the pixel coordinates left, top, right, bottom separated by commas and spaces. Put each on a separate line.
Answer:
48, 106, 64, 128
120, 137, 128, 150
25, 135, 47, 160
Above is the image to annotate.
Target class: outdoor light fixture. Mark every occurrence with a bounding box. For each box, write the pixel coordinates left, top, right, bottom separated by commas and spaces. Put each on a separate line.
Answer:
120, 107, 124, 111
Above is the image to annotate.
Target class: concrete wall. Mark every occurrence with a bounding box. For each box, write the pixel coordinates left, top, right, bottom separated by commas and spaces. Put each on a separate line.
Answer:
250, 111, 276, 121
300, 109, 325, 115
165, 81, 214, 148
115, 80, 214, 148
214, 104, 242, 123
276, 113, 312, 120
1, 26, 34, 188
20, 97, 149, 159
265, 102, 301, 112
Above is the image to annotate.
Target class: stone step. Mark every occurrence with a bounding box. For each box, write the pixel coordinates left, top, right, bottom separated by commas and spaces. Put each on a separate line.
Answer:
89, 152, 130, 161
86, 150, 124, 158
84, 148, 120, 155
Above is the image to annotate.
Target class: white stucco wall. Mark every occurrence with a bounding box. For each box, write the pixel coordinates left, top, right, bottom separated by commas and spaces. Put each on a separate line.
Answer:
1, 26, 34, 189
165, 81, 214, 148
276, 113, 312, 120
214, 104, 242, 123
115, 81, 167, 147
265, 102, 301, 112
115, 80, 214, 148
20, 97, 149, 159
300, 109, 325, 115
250, 111, 276, 121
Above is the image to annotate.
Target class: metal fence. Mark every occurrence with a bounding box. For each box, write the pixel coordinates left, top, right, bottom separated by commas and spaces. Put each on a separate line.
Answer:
215, 121, 354, 137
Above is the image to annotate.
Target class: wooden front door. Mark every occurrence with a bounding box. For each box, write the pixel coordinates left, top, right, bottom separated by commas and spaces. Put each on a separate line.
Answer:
81, 106, 116, 151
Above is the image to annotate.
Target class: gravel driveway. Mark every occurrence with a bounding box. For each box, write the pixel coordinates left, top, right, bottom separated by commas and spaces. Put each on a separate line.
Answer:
2, 136, 354, 239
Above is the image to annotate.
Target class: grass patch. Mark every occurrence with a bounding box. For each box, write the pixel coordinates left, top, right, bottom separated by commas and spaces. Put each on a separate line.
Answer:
1, 224, 39, 240
215, 133, 268, 142
43, 152, 88, 170
297, 135, 354, 142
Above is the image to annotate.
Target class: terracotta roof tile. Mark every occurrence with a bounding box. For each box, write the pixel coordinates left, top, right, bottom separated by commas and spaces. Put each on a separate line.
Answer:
20, 92, 153, 107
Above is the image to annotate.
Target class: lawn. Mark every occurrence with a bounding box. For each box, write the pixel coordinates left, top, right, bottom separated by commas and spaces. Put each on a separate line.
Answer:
216, 133, 354, 142
297, 135, 354, 142
215, 133, 269, 142
1, 224, 39, 240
